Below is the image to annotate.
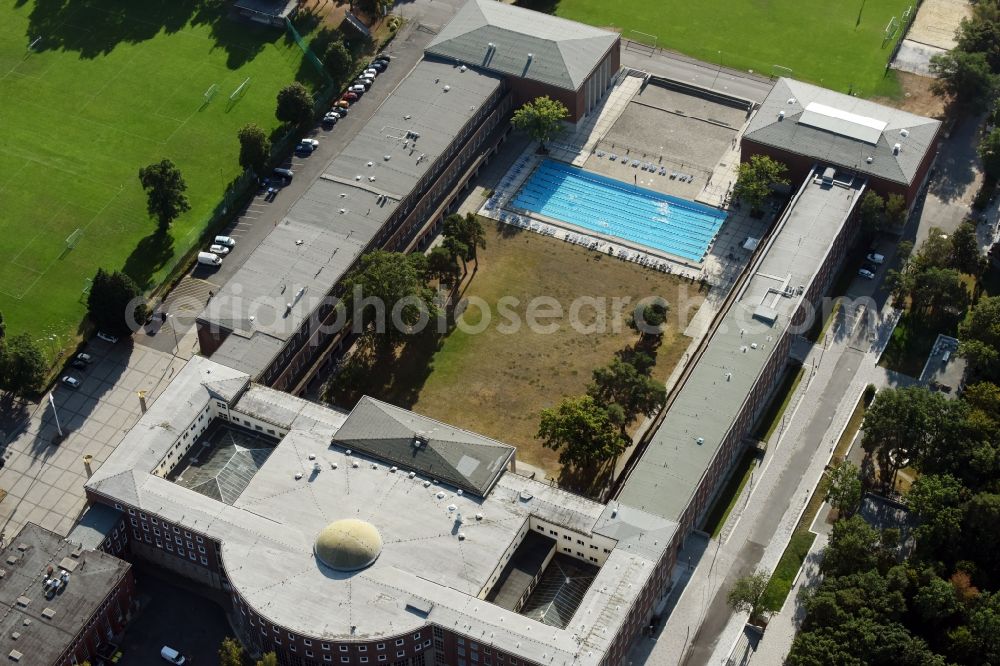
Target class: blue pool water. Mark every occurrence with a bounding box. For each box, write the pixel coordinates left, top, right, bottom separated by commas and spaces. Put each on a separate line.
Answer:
512, 160, 727, 262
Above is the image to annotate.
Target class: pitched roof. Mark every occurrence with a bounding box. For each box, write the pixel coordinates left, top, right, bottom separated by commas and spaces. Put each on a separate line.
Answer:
426, 0, 618, 91
743, 78, 941, 186
332, 397, 515, 496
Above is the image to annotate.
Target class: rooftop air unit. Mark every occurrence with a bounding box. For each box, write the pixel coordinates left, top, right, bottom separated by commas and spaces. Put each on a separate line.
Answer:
778, 110, 785, 120
892, 143, 901, 155
900, 129, 910, 138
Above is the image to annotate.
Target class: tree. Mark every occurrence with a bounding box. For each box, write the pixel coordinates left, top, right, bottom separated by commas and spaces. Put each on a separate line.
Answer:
276, 82, 315, 126
910, 266, 968, 316
885, 193, 907, 229
426, 246, 460, 286
913, 228, 954, 271
962, 492, 1000, 585
820, 515, 882, 577
511, 96, 569, 149
979, 127, 1000, 181
908, 474, 966, 563
733, 155, 789, 214
628, 299, 670, 343
959, 296, 1000, 380
342, 250, 436, 348
825, 460, 862, 519
588, 356, 666, 429
355, 0, 393, 18
219, 637, 244, 666
930, 50, 999, 112
137, 159, 190, 232
726, 569, 771, 623
537, 395, 628, 470
0, 334, 47, 398
951, 221, 981, 275
858, 191, 886, 236
862, 387, 951, 493
321, 37, 352, 83
87, 269, 146, 337
442, 213, 486, 274
956, 1, 1000, 73
257, 653, 279, 666
237, 123, 271, 175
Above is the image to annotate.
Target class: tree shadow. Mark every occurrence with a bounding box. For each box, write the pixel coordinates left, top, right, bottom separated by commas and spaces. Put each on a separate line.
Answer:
24, 0, 281, 68
927, 112, 984, 204
513, 0, 560, 14
557, 459, 610, 499
122, 231, 175, 291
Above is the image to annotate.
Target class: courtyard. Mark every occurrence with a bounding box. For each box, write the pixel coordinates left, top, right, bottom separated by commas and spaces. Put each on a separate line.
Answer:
325, 222, 706, 479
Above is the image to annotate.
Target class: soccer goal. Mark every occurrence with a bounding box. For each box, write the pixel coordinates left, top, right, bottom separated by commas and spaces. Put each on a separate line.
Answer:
884, 16, 900, 41
203, 83, 219, 105
65, 228, 83, 250
230, 77, 251, 101
771, 64, 793, 80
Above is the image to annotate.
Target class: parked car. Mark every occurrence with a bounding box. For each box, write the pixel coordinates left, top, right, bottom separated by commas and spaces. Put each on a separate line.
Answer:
367, 60, 387, 71
214, 235, 236, 248
330, 106, 348, 117
858, 268, 875, 280
355, 77, 374, 89
160, 646, 186, 665
300, 138, 319, 149
272, 167, 294, 183
375, 53, 392, 62
61, 376, 81, 389
96, 331, 118, 344
70, 358, 87, 370
363, 68, 379, 78
862, 261, 878, 274
76, 352, 93, 364
349, 84, 366, 94
334, 100, 350, 109
209, 243, 231, 256
342, 92, 359, 102
866, 252, 885, 265
197, 251, 223, 267
295, 141, 316, 156
323, 112, 339, 125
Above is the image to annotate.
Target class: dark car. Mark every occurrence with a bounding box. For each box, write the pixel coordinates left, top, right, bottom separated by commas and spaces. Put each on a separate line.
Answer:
862, 261, 878, 274
375, 53, 392, 62
342, 92, 359, 102
367, 60, 387, 71
70, 358, 87, 370
272, 168, 294, 183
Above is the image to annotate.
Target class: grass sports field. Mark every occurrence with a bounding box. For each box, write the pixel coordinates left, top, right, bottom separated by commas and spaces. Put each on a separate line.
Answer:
520, 0, 912, 97
0, 0, 317, 356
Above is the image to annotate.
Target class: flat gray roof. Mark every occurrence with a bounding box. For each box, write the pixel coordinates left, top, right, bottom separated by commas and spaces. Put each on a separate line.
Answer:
744, 78, 940, 186
88, 357, 676, 666
617, 172, 866, 521
198, 59, 503, 377
0, 524, 130, 666
67, 503, 123, 552
426, 0, 618, 91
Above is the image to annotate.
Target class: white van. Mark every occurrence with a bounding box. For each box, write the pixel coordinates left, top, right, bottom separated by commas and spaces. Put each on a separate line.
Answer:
197, 251, 222, 267
160, 646, 186, 664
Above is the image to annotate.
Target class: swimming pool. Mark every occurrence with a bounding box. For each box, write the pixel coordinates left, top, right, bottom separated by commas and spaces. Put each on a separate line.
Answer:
511, 160, 726, 262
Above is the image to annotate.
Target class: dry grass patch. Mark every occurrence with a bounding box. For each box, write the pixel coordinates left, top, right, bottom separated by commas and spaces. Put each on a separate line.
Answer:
327, 223, 705, 478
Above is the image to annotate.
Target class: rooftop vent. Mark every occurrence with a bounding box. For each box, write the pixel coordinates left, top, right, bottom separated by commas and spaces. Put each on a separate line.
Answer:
41, 608, 56, 620
778, 110, 785, 120
447, 504, 457, 512
412, 434, 428, 448
787, 97, 796, 104
383, 155, 391, 161
696, 437, 704, 445
308, 453, 316, 460
866, 156, 873, 164
900, 129, 910, 138
892, 143, 901, 155
443, 84, 451, 92
9, 650, 22, 662
460, 65, 467, 72
15, 597, 29, 607
527, 53, 534, 62
436, 491, 446, 499
294, 472, 303, 480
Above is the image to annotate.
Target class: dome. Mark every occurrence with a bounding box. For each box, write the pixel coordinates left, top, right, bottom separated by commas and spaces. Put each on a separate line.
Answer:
314, 519, 383, 572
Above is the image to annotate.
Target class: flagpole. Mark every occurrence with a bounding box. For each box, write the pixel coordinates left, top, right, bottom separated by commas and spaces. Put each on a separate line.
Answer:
49, 393, 64, 438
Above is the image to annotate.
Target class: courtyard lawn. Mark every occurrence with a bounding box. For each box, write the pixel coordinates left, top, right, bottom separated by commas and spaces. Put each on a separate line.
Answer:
0, 0, 318, 357
518, 0, 911, 97
327, 223, 704, 478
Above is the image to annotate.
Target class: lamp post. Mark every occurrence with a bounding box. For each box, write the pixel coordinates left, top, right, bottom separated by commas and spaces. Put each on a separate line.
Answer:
167, 314, 180, 356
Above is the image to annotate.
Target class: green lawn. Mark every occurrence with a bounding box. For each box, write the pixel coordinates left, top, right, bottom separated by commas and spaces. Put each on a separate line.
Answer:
0, 0, 317, 358
754, 365, 805, 443
518, 0, 910, 96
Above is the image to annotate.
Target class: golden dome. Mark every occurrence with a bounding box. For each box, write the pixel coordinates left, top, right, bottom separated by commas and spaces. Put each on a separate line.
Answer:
314, 519, 382, 572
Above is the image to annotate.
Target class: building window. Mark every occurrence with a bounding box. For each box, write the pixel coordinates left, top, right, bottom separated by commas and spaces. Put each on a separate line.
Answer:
423, 641, 431, 648
341, 646, 349, 652
200, 556, 208, 565
342, 658, 350, 664
361, 659, 368, 664
378, 657, 386, 663
325, 657, 332, 663
275, 638, 282, 645
395, 640, 404, 647
413, 633, 421, 641
358, 646, 365, 652
290, 645, 297, 653
397, 652, 405, 658
305, 640, 313, 647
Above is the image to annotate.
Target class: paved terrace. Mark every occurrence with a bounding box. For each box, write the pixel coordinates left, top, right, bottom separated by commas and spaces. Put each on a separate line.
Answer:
617, 172, 866, 523
86, 357, 677, 666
